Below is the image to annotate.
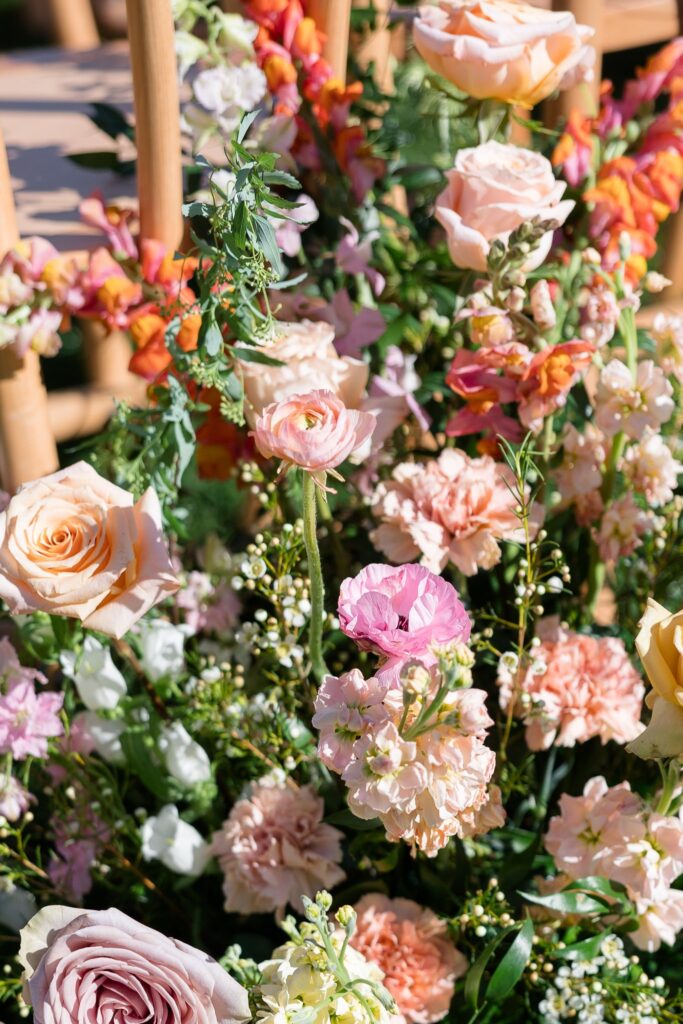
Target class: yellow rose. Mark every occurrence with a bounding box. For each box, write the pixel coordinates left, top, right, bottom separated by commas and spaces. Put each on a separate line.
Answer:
627, 598, 683, 759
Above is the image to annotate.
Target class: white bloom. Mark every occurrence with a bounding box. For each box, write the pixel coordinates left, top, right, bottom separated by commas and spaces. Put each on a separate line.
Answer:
138, 619, 192, 682
159, 722, 212, 787
74, 711, 126, 764
175, 30, 208, 81
139, 804, 209, 876
623, 429, 683, 506
191, 63, 266, 134
215, 12, 258, 59
60, 636, 127, 711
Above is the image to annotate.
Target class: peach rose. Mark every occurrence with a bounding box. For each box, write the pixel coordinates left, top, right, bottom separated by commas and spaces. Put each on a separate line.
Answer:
435, 141, 574, 272
627, 598, 683, 759
0, 462, 178, 639
238, 320, 369, 425
413, 0, 594, 107
253, 389, 376, 477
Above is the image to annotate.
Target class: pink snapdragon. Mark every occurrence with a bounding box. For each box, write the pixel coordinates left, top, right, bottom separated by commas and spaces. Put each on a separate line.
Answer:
498, 619, 644, 750
594, 358, 674, 438
48, 803, 111, 901
622, 429, 683, 506
337, 563, 471, 660
553, 423, 605, 510
594, 493, 654, 563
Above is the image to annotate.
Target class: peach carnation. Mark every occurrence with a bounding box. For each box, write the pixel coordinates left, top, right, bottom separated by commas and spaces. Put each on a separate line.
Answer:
370, 449, 528, 575
210, 778, 346, 915
350, 895, 466, 1024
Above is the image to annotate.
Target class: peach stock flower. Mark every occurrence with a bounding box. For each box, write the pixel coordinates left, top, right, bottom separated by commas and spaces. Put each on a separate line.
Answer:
435, 142, 574, 272
0, 462, 178, 638
252, 389, 376, 480
350, 895, 466, 1024
413, 0, 594, 107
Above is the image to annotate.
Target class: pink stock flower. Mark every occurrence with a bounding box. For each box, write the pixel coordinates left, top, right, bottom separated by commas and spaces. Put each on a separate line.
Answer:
273, 194, 318, 257
594, 493, 653, 563
651, 311, 683, 381
176, 571, 241, 634
371, 450, 530, 576
623, 429, 683, 506
0, 773, 33, 822
631, 892, 683, 952
580, 283, 620, 347
350, 895, 466, 1024
252, 389, 376, 482
79, 192, 138, 260
0, 680, 63, 760
594, 358, 674, 438
210, 778, 346, 915
553, 423, 606, 507
498, 619, 644, 751
313, 668, 391, 773
337, 562, 471, 660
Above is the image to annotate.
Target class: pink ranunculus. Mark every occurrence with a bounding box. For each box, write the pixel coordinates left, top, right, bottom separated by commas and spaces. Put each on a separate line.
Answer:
238, 320, 369, 426
210, 779, 346, 915
0, 462, 179, 639
337, 562, 471, 659
252, 389, 376, 479
19, 905, 250, 1024
350, 895, 467, 1024
435, 142, 574, 273
413, 0, 594, 107
370, 450, 529, 576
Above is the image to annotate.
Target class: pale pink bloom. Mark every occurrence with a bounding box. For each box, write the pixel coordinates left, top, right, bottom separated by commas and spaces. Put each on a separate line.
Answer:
594, 493, 653, 563
553, 423, 605, 505
622, 429, 683, 506
369, 347, 431, 433
337, 562, 471, 659
413, 0, 593, 107
176, 570, 241, 634
335, 217, 385, 296
0, 265, 33, 312
273, 194, 318, 258
370, 450, 528, 576
321, 289, 386, 358
350, 895, 466, 1024
580, 284, 620, 347
210, 780, 345, 915
79, 191, 138, 259
253, 389, 376, 480
594, 358, 674, 438
631, 891, 683, 951
435, 142, 574, 272
14, 307, 63, 358
313, 669, 391, 772
48, 804, 111, 902
529, 280, 556, 331
461, 307, 515, 347
0, 773, 33, 821
0, 636, 46, 689
651, 311, 683, 382
0, 680, 63, 760
574, 489, 604, 527
20, 906, 249, 1024
344, 723, 428, 818
498, 620, 644, 750
5, 235, 60, 284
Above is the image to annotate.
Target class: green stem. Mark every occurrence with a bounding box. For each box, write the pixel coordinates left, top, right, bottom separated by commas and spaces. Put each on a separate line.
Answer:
302, 472, 328, 683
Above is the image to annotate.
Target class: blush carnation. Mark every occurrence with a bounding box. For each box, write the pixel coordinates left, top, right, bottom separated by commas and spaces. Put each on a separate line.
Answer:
370, 449, 528, 575
350, 895, 466, 1024
337, 563, 471, 660
210, 778, 346, 915
498, 619, 644, 750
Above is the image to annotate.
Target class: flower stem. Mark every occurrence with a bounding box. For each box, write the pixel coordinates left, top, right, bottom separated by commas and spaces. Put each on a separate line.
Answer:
302, 472, 328, 683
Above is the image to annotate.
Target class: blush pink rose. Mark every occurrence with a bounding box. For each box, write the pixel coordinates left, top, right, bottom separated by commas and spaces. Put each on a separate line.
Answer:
252, 389, 376, 476
435, 142, 574, 272
0, 462, 178, 639
19, 905, 250, 1024
237, 320, 369, 426
338, 562, 471, 659
413, 0, 594, 107
351, 895, 466, 1024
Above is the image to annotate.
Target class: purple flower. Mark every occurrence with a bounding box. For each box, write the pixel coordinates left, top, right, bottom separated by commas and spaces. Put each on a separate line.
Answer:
335, 218, 385, 297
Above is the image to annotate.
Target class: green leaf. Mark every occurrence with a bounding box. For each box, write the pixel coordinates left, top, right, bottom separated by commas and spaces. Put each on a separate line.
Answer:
324, 809, 382, 831
519, 889, 611, 916
231, 346, 285, 367
555, 932, 611, 962
485, 917, 534, 1003
465, 925, 518, 1009
90, 102, 134, 140
182, 200, 212, 219
120, 729, 174, 801
237, 109, 259, 144
253, 214, 284, 277
200, 316, 223, 357
68, 150, 125, 170
263, 169, 301, 190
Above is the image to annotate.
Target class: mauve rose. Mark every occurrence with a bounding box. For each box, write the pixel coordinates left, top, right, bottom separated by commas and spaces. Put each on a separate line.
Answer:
19, 905, 250, 1024
414, 0, 594, 107
0, 462, 178, 639
435, 142, 574, 272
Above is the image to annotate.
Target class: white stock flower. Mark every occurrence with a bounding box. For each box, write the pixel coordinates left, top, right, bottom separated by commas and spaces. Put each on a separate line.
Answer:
139, 804, 209, 876
159, 722, 212, 787
60, 636, 127, 711
138, 620, 192, 682
74, 712, 126, 764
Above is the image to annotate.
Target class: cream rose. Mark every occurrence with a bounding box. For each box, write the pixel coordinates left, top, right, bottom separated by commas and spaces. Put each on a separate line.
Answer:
0, 462, 178, 639
435, 141, 574, 272
627, 599, 683, 759
238, 320, 369, 425
413, 0, 594, 107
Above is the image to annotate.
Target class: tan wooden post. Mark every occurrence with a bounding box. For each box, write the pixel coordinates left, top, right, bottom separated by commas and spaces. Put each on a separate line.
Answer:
552, 0, 603, 119
0, 128, 59, 491
125, 0, 184, 249
352, 0, 396, 93
46, 0, 100, 50
308, 0, 353, 81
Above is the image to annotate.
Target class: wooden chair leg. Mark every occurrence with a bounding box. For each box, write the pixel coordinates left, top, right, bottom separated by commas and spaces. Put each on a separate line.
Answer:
661, 210, 683, 299
549, 0, 603, 120
308, 0, 353, 82
46, 0, 100, 50
352, 0, 396, 93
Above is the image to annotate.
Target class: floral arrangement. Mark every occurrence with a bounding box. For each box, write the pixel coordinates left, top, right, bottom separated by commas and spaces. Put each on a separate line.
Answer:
5, 2, 683, 1024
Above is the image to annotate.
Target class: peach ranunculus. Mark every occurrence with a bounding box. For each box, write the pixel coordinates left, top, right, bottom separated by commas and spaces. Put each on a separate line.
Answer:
0, 463, 178, 639
237, 320, 368, 425
435, 142, 575, 272
627, 599, 683, 759
413, 0, 594, 107
252, 389, 376, 480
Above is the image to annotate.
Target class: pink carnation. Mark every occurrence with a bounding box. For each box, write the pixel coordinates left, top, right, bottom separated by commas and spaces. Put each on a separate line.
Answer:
0, 679, 63, 760
370, 450, 528, 576
350, 895, 466, 1024
498, 619, 644, 750
210, 779, 346, 915
337, 563, 471, 660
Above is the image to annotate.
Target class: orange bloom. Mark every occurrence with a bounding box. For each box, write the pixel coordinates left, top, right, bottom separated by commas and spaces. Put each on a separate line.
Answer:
264, 53, 297, 92
96, 276, 142, 318
293, 17, 321, 57
177, 312, 201, 352
316, 77, 363, 115
247, 0, 289, 13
